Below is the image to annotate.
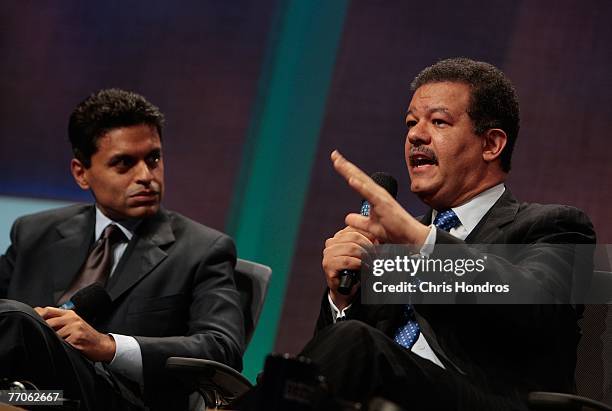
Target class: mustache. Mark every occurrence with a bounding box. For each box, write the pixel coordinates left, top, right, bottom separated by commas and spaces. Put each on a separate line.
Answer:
409, 146, 438, 164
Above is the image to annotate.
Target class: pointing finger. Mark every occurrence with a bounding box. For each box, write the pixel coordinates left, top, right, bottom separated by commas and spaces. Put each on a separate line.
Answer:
331, 150, 389, 207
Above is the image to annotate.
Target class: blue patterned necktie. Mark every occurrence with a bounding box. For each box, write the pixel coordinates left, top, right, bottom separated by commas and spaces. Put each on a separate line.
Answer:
433, 209, 461, 232
393, 209, 461, 349
394, 304, 420, 349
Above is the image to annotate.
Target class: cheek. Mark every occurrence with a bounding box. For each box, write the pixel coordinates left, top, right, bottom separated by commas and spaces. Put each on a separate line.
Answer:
439, 145, 476, 179
101, 185, 124, 201
404, 138, 411, 164
100, 177, 129, 198
154, 169, 165, 187
155, 164, 165, 183
456, 143, 481, 165
156, 166, 165, 179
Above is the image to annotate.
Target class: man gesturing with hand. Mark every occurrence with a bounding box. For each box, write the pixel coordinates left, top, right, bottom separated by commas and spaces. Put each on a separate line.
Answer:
303, 58, 595, 411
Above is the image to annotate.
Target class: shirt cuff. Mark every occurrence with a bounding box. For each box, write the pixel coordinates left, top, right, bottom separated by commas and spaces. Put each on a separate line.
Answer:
328, 292, 352, 323
419, 225, 437, 256
108, 333, 143, 384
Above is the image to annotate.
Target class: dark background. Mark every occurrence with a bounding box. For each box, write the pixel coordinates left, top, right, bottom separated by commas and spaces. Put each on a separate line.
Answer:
278, 0, 612, 352
1, 0, 610, 399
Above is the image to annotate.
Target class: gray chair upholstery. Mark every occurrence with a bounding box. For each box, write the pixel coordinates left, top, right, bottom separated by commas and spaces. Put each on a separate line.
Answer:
166, 258, 272, 410
234, 258, 272, 346
528, 391, 612, 411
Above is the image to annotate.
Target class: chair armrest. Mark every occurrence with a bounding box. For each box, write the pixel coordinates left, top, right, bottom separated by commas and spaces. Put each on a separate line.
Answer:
166, 357, 253, 408
528, 391, 612, 411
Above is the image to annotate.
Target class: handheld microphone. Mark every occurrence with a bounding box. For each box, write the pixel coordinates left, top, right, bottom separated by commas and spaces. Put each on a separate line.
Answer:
58, 283, 112, 322
337, 172, 398, 295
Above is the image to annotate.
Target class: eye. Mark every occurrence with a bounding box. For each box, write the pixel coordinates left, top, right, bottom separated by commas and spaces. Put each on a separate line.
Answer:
110, 156, 135, 171
406, 119, 417, 130
146, 151, 162, 168
432, 119, 448, 127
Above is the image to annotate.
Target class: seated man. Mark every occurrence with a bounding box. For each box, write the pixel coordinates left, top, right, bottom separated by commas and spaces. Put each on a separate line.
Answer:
301, 58, 595, 410
0, 89, 245, 410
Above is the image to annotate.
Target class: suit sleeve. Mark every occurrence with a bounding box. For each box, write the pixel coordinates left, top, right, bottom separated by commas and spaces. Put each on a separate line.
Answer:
315, 288, 403, 339
315, 290, 334, 333
421, 205, 595, 327
134, 233, 245, 401
438, 207, 593, 295
0, 218, 20, 298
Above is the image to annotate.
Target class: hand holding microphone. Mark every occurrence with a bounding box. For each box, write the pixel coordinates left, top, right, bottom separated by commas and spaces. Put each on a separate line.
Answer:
57, 282, 112, 323
35, 283, 115, 362
323, 226, 376, 308
322, 172, 398, 309
337, 172, 398, 295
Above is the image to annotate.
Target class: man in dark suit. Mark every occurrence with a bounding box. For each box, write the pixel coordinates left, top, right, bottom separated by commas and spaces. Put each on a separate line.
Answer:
305, 58, 595, 410
0, 89, 244, 410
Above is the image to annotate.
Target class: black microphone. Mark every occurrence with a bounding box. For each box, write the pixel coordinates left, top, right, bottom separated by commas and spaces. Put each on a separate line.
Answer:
58, 283, 112, 322
337, 172, 398, 295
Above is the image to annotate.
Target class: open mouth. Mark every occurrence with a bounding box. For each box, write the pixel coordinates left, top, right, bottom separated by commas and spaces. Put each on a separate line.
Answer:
409, 153, 438, 168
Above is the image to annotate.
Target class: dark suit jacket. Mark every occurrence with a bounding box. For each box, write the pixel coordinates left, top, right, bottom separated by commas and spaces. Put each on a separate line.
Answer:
316, 188, 596, 399
0, 204, 245, 409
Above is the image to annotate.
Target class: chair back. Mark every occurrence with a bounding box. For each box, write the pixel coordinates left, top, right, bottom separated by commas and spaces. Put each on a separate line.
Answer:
575, 243, 612, 406
529, 247, 612, 410
234, 258, 272, 346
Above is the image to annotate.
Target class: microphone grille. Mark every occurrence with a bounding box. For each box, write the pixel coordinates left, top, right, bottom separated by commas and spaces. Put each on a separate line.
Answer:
71, 283, 112, 322
370, 172, 398, 199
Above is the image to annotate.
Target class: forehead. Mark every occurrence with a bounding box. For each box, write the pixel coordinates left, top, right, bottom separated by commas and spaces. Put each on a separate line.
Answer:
407, 82, 471, 115
95, 124, 161, 155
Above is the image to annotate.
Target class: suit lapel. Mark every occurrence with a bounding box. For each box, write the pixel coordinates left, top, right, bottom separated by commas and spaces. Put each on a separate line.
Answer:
412, 188, 520, 374
107, 210, 175, 301
49, 207, 96, 303
413, 310, 467, 374
419, 209, 433, 226
417, 188, 520, 244
464, 188, 519, 244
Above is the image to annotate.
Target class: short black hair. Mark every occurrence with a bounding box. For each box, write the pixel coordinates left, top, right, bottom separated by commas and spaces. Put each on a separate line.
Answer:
68, 88, 165, 167
411, 58, 520, 172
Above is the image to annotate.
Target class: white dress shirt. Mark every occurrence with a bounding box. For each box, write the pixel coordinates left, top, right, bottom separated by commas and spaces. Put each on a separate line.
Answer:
329, 183, 506, 369
94, 207, 143, 384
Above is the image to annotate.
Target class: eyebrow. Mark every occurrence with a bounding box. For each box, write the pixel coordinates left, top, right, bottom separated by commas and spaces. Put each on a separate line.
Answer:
147, 148, 162, 156
108, 147, 162, 163
406, 107, 455, 120
107, 153, 134, 166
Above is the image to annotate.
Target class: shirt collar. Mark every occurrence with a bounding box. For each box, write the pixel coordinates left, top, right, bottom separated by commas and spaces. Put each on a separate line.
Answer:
94, 206, 136, 242
432, 183, 505, 235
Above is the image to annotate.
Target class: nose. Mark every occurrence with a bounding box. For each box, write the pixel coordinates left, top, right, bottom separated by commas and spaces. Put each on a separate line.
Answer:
406, 121, 430, 147
135, 161, 154, 185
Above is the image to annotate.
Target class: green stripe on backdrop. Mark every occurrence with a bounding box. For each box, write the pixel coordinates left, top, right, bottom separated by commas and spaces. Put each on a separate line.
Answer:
226, 0, 349, 382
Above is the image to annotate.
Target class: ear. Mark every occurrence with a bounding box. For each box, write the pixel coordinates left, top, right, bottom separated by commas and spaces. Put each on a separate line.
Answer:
71, 158, 90, 190
482, 129, 507, 163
